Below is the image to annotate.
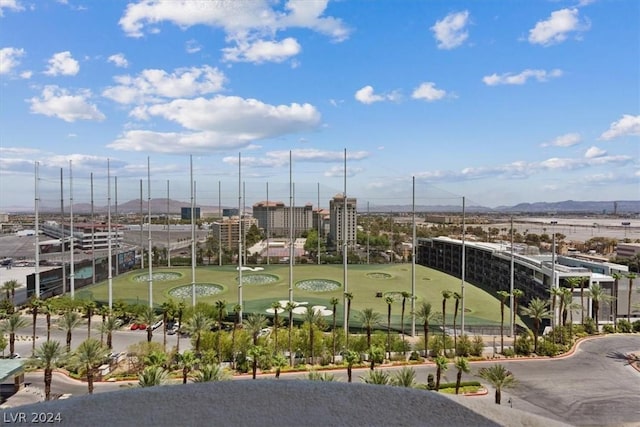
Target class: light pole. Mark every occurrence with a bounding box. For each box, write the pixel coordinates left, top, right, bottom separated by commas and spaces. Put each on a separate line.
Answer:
550, 220, 558, 327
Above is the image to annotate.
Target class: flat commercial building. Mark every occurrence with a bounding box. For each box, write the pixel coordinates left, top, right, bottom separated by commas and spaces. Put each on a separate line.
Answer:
40, 221, 123, 251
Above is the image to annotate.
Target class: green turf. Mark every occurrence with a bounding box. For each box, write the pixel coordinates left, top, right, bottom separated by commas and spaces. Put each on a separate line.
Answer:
82, 263, 519, 329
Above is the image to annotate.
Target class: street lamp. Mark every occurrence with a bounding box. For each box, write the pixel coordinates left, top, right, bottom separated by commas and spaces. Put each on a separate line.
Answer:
550, 220, 558, 327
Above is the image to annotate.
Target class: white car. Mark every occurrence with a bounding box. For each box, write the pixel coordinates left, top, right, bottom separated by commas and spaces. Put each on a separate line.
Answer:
152, 320, 164, 330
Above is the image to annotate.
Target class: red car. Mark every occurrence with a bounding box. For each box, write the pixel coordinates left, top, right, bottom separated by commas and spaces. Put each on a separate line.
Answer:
130, 323, 139, 330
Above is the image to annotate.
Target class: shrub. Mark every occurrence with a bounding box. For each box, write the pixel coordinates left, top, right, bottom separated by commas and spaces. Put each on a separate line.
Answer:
633, 320, 640, 333
536, 338, 561, 357
602, 324, 615, 334
426, 373, 436, 390
617, 320, 632, 333
502, 348, 515, 357
583, 317, 597, 334
514, 332, 532, 356
470, 336, 484, 357
455, 335, 472, 357
409, 351, 421, 361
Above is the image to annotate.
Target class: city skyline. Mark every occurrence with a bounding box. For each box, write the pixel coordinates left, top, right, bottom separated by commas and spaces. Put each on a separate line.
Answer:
1, 0, 638, 211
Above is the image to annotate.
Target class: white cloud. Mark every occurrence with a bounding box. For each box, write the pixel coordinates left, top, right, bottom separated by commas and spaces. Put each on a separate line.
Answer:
483, 69, 563, 86
600, 114, 640, 140
431, 10, 470, 50
0, 47, 24, 74
44, 51, 80, 76
0, 0, 23, 16
118, 0, 349, 63
19, 70, 32, 79
541, 132, 581, 147
222, 149, 369, 168
324, 165, 363, 178
185, 39, 201, 54
223, 37, 301, 63
107, 53, 129, 68
29, 85, 105, 122
528, 8, 590, 46
355, 85, 384, 104
102, 65, 226, 104
411, 82, 447, 102
584, 146, 606, 158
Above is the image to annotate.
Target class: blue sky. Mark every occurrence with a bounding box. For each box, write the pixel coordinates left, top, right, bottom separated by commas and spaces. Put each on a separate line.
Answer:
0, 0, 638, 212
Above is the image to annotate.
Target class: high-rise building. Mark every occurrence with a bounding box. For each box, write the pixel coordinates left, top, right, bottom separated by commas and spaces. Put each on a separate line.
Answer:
211, 216, 258, 251
329, 193, 357, 249
252, 201, 313, 238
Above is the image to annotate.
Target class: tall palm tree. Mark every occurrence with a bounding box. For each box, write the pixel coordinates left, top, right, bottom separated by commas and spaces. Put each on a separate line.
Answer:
193, 363, 229, 382
176, 350, 197, 384
83, 301, 96, 339
187, 311, 214, 353
384, 296, 394, 359
344, 292, 353, 349
72, 338, 109, 394
284, 301, 296, 366
100, 317, 122, 350
57, 310, 82, 352
452, 292, 461, 354
512, 289, 524, 331
358, 308, 381, 349
441, 290, 452, 356
611, 272, 622, 327
399, 291, 411, 353
415, 301, 437, 357
344, 350, 359, 383
454, 357, 470, 395
519, 298, 552, 354
247, 345, 267, 379
270, 301, 282, 353
626, 273, 637, 323
434, 355, 448, 391
42, 301, 53, 342
2, 313, 29, 358
28, 296, 42, 356
496, 291, 510, 354
566, 277, 585, 326
138, 306, 159, 343
2, 280, 19, 303
138, 365, 169, 387
303, 306, 325, 364
329, 297, 339, 363
244, 313, 268, 346
215, 300, 227, 363
231, 303, 241, 368
33, 340, 64, 401
588, 283, 614, 331
549, 287, 563, 329
97, 306, 110, 346
159, 300, 175, 352
478, 364, 516, 404
176, 300, 186, 352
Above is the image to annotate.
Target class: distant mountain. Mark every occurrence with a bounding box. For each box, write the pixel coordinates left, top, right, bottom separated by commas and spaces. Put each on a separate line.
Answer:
496, 200, 640, 214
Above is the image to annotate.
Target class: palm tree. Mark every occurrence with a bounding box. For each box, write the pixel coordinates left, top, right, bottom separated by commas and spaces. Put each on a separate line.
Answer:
391, 366, 416, 388
100, 317, 122, 350
358, 308, 381, 349
138, 365, 169, 387
57, 310, 82, 352
247, 345, 267, 379
42, 301, 53, 342
454, 357, 470, 395
272, 353, 288, 379
176, 350, 197, 384
452, 292, 461, 354
478, 364, 516, 404
83, 301, 96, 339
519, 298, 552, 354
415, 301, 437, 357
187, 311, 214, 353
33, 340, 64, 401
270, 301, 281, 353
2, 280, 19, 303
138, 306, 159, 343
566, 277, 585, 325
28, 296, 42, 356
244, 313, 268, 346
441, 290, 452, 356
214, 300, 227, 363
512, 289, 524, 331
344, 292, 353, 349
384, 296, 394, 359
496, 291, 510, 354
329, 297, 339, 364
97, 306, 110, 346
72, 338, 109, 394
434, 355, 448, 391
626, 273, 637, 323
589, 283, 614, 331
362, 369, 390, 385
368, 345, 384, 371
611, 272, 622, 328
193, 364, 229, 382
303, 306, 325, 364
284, 301, 297, 366
176, 300, 186, 352
399, 291, 411, 353
159, 300, 175, 352
549, 287, 563, 329
343, 350, 359, 383
231, 303, 241, 368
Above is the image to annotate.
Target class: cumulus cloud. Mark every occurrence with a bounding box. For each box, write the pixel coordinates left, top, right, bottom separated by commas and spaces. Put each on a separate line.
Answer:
44, 51, 79, 76
0, 0, 23, 16
541, 132, 581, 147
222, 37, 301, 63
102, 65, 226, 104
584, 146, 606, 158
599, 114, 640, 140
107, 53, 129, 68
222, 149, 368, 168
354, 85, 399, 104
118, 0, 349, 63
411, 82, 447, 101
483, 69, 563, 86
185, 39, 201, 54
29, 85, 105, 122
431, 10, 470, 50
528, 8, 590, 46
0, 47, 24, 74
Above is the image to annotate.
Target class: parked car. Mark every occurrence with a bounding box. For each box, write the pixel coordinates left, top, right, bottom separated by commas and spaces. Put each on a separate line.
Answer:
130, 323, 139, 330
152, 320, 163, 330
